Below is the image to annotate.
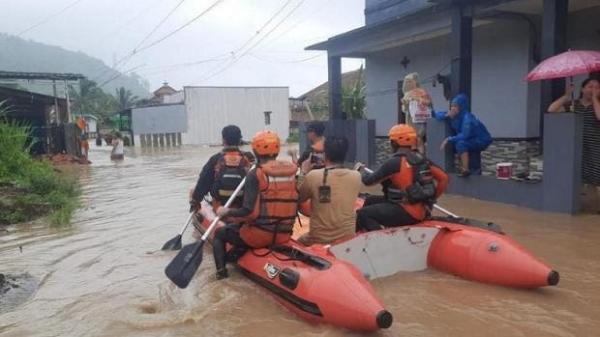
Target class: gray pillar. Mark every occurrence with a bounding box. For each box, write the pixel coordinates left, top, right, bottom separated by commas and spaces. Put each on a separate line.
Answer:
52, 80, 60, 122
328, 55, 343, 120
166, 133, 172, 146
542, 114, 581, 213
426, 119, 454, 172
177, 133, 182, 146
540, 0, 568, 152
152, 134, 159, 147
159, 133, 165, 147
450, 3, 473, 99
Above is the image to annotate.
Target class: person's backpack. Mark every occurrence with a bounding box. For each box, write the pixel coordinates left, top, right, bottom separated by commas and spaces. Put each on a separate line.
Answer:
212, 150, 250, 204
404, 152, 437, 205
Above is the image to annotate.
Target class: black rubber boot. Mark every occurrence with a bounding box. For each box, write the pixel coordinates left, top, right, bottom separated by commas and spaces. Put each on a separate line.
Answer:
216, 268, 229, 280
226, 246, 248, 263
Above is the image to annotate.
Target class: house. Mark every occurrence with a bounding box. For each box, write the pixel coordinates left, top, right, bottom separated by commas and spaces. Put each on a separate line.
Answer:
129, 85, 290, 147
290, 68, 365, 123
306, 0, 600, 213
151, 82, 178, 104
0, 75, 84, 156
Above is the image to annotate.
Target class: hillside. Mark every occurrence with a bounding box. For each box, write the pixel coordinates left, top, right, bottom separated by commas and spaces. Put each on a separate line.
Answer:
0, 34, 149, 97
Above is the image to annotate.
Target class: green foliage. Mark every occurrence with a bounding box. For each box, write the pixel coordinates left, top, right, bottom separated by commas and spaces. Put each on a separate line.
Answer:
69, 79, 118, 126
287, 129, 300, 143
0, 102, 79, 226
306, 66, 366, 120
115, 87, 138, 111
342, 65, 366, 120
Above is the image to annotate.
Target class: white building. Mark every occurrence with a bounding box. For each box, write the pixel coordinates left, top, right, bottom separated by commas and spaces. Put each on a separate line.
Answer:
81, 114, 98, 137
182, 86, 290, 145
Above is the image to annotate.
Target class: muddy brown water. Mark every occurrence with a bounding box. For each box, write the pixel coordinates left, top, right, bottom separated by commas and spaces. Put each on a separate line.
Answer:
1, 145, 599, 337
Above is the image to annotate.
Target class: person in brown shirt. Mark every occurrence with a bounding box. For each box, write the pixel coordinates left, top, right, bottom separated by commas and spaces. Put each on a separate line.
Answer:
297, 136, 362, 245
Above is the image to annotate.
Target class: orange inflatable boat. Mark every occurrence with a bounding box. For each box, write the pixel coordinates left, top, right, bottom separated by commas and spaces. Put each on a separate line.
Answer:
197, 204, 393, 332
320, 198, 560, 289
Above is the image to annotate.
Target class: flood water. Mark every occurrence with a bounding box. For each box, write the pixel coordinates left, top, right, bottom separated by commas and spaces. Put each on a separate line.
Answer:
1, 144, 599, 337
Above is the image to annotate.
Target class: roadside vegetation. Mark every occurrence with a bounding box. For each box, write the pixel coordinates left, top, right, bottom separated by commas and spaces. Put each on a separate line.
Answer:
0, 103, 79, 226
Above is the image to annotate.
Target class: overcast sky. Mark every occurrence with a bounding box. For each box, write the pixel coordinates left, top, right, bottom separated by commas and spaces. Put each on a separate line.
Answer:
2, 0, 365, 96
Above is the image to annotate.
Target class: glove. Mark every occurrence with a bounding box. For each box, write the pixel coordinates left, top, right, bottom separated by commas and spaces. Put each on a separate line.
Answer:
353, 162, 365, 172
189, 199, 201, 213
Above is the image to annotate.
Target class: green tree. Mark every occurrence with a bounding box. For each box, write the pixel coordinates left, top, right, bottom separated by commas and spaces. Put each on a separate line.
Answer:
115, 87, 138, 111
69, 79, 117, 126
342, 65, 366, 119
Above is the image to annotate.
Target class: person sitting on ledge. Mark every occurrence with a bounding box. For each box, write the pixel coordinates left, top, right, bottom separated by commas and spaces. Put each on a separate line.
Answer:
435, 93, 492, 177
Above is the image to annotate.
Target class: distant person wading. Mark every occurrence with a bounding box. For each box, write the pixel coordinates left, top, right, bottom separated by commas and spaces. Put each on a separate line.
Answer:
110, 132, 124, 161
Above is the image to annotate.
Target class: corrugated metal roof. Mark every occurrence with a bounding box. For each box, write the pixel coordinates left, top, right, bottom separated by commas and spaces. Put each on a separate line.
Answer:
0, 71, 84, 81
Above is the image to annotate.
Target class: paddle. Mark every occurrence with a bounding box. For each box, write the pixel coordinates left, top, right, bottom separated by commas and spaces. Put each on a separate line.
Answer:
165, 165, 255, 289
161, 213, 195, 251
359, 166, 460, 219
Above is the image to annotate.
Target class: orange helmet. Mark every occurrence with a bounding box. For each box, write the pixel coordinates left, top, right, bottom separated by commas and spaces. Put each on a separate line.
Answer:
252, 130, 281, 156
388, 124, 417, 147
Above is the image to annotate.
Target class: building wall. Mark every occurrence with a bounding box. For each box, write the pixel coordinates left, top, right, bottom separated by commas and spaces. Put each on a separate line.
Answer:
131, 104, 187, 134
365, 19, 533, 138
163, 91, 184, 104
183, 87, 290, 145
85, 118, 97, 134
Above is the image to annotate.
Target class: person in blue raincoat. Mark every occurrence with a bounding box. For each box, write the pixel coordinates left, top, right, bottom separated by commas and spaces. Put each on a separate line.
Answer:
435, 93, 492, 177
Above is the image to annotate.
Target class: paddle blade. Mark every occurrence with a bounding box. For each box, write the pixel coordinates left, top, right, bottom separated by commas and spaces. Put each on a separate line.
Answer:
161, 234, 183, 251
165, 240, 205, 288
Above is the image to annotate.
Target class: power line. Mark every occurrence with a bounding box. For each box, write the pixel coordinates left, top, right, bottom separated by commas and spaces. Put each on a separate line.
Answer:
100, 0, 164, 40
108, 0, 293, 81
134, 0, 224, 54
248, 52, 324, 64
93, 0, 223, 84
133, 0, 187, 52
200, 0, 307, 82
136, 55, 231, 77
14, 0, 87, 38
98, 64, 146, 88
189, 0, 294, 83
228, 0, 294, 56
92, 0, 190, 82
262, 0, 332, 48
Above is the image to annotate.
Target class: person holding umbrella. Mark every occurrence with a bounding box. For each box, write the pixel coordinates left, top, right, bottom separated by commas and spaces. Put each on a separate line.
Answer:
548, 77, 600, 212
526, 49, 600, 212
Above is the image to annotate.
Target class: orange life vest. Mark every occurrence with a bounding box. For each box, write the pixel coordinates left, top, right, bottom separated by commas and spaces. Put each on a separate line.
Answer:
388, 152, 436, 220
249, 160, 299, 233
239, 160, 298, 248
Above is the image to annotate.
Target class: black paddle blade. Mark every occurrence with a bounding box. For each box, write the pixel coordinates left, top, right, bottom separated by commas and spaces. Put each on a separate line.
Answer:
161, 234, 183, 251
165, 240, 205, 288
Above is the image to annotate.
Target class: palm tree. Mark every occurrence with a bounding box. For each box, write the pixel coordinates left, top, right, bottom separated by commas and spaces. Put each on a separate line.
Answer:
69, 79, 118, 126
115, 87, 138, 111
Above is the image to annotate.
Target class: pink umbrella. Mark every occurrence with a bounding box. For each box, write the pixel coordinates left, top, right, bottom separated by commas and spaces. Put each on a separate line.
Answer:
526, 50, 600, 81
526, 50, 600, 111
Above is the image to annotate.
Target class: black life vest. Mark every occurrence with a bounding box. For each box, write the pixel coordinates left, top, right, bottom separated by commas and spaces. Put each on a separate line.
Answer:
388, 151, 437, 205
212, 149, 251, 205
